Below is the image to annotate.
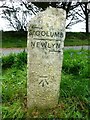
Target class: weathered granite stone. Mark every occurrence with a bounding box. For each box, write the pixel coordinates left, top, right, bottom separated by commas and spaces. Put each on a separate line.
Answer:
27, 7, 66, 110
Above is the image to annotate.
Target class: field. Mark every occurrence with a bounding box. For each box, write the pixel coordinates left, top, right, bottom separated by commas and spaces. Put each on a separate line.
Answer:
2, 31, 90, 48
2, 49, 89, 119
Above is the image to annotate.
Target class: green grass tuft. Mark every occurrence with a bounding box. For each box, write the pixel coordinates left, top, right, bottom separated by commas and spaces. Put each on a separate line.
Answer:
2, 49, 89, 119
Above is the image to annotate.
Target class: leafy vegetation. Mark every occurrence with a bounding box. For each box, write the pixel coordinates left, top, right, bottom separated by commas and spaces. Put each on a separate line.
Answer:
2, 31, 90, 48
2, 67, 27, 119
63, 49, 89, 78
2, 31, 27, 48
65, 32, 90, 46
2, 49, 89, 78
2, 49, 89, 119
2, 51, 27, 69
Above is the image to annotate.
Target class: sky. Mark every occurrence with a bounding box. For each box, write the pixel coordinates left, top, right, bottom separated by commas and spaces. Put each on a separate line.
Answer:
0, 15, 86, 32
0, 0, 86, 32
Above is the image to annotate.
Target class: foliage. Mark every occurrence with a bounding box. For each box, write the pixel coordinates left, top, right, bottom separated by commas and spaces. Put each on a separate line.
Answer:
2, 53, 15, 69
13, 50, 27, 68
63, 49, 89, 78
2, 31, 27, 48
2, 51, 27, 69
2, 49, 89, 77
2, 67, 89, 119
2, 66, 27, 119
65, 32, 90, 46
2, 49, 89, 119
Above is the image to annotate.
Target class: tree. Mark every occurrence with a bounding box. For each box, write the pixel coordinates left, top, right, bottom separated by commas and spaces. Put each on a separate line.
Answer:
79, 2, 90, 33
32, 2, 84, 29
0, 0, 40, 31
0, 0, 89, 32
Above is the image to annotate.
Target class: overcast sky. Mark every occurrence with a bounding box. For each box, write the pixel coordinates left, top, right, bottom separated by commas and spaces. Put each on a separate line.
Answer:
0, 1, 86, 32
0, 16, 86, 32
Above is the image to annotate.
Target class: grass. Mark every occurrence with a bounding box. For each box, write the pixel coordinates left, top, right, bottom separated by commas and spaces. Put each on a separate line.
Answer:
2, 31, 90, 48
2, 66, 27, 119
2, 31, 27, 48
2, 49, 89, 119
2, 51, 27, 69
65, 32, 90, 46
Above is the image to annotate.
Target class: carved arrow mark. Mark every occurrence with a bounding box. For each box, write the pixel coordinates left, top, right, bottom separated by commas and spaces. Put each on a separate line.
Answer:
39, 79, 49, 87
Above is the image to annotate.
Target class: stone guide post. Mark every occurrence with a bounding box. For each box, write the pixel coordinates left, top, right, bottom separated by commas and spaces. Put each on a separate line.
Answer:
27, 7, 66, 110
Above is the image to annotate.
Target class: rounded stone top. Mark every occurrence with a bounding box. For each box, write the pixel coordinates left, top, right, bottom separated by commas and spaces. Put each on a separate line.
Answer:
46, 6, 66, 16
28, 7, 66, 25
